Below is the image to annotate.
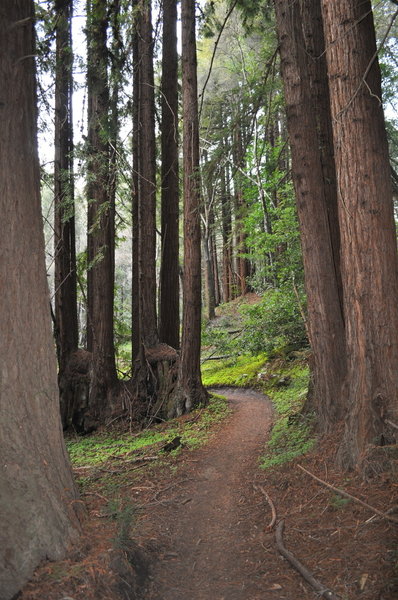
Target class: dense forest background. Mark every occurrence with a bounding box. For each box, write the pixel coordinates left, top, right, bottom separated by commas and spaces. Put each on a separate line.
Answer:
2, 1, 398, 598
34, 0, 398, 438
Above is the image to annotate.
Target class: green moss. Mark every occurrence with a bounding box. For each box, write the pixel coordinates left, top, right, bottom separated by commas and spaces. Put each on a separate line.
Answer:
259, 361, 315, 469
201, 350, 314, 471
201, 353, 268, 387
66, 430, 166, 467
66, 395, 231, 470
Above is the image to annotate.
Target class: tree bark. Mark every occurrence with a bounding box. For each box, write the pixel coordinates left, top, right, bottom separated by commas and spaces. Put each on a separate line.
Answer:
0, 3, 81, 596
137, 0, 158, 349
159, 0, 180, 349
54, 0, 79, 427
131, 0, 140, 363
86, 0, 117, 427
172, 0, 208, 416
274, 0, 347, 429
232, 116, 249, 296
321, 0, 398, 467
221, 162, 233, 303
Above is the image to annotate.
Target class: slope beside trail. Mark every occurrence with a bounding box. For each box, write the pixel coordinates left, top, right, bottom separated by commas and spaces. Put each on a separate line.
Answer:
142, 387, 275, 600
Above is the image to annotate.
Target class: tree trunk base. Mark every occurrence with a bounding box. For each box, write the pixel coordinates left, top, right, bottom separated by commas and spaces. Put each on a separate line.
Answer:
168, 378, 209, 419
59, 349, 92, 432
131, 344, 180, 422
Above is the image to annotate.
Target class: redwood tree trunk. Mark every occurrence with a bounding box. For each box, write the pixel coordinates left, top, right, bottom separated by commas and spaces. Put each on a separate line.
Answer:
232, 117, 249, 296
54, 0, 79, 426
221, 162, 233, 303
160, 0, 180, 349
274, 0, 347, 429
173, 0, 208, 416
137, 0, 158, 349
0, 2, 81, 596
131, 0, 140, 363
86, 0, 117, 426
321, 0, 398, 467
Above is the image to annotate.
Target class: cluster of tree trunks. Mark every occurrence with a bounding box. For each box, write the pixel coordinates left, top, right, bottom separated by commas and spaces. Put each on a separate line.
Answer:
2, 0, 398, 597
274, 0, 398, 467
54, 0, 207, 431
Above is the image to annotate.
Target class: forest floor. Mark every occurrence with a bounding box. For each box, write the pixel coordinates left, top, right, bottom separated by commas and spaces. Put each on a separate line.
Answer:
20, 387, 397, 600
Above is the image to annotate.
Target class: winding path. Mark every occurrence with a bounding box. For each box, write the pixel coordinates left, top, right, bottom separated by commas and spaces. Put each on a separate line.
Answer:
144, 388, 274, 600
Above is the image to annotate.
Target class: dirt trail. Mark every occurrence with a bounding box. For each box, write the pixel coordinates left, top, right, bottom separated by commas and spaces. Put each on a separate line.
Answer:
144, 388, 274, 600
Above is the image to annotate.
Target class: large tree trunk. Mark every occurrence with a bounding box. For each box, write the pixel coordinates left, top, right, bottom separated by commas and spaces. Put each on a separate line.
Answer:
300, 0, 343, 310
221, 162, 233, 303
274, 0, 347, 429
159, 0, 180, 349
0, 3, 81, 596
137, 0, 158, 349
54, 0, 79, 427
171, 0, 208, 417
85, 0, 117, 428
130, 0, 181, 422
232, 116, 249, 296
131, 0, 140, 363
321, 0, 398, 467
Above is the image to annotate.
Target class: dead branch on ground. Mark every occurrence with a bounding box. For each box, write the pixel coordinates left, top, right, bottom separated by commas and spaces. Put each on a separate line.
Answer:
275, 520, 340, 600
297, 464, 398, 525
253, 483, 277, 530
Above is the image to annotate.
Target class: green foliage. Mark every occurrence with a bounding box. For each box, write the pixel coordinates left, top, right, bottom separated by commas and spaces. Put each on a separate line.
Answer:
202, 287, 308, 363
105, 498, 138, 551
201, 353, 268, 387
66, 430, 166, 467
66, 395, 232, 468
239, 287, 308, 355
259, 361, 315, 469
329, 494, 351, 511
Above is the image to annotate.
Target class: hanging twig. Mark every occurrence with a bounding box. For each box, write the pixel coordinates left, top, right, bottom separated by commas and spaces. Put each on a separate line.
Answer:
275, 520, 341, 600
298, 464, 398, 525
253, 484, 277, 530
199, 0, 239, 119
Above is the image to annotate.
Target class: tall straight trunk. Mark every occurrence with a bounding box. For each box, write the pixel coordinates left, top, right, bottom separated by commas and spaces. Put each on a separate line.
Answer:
274, 0, 347, 429
160, 0, 180, 349
54, 0, 78, 367
109, 0, 121, 217
221, 163, 233, 303
300, 0, 343, 310
203, 227, 216, 320
86, 0, 117, 423
137, 0, 158, 349
174, 0, 208, 415
232, 117, 249, 296
131, 0, 140, 363
321, 0, 398, 467
210, 208, 221, 306
0, 2, 81, 595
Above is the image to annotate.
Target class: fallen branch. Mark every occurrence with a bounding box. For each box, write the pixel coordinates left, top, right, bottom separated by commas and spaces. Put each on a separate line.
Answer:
298, 464, 398, 525
253, 484, 277, 530
275, 520, 340, 600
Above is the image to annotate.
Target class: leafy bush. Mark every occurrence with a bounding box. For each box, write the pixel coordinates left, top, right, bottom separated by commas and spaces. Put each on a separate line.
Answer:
239, 286, 308, 355
260, 361, 315, 469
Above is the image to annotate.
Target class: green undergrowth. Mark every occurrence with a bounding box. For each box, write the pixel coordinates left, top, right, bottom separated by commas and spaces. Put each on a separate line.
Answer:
201, 350, 315, 469
66, 393, 231, 471
259, 359, 315, 469
201, 353, 268, 387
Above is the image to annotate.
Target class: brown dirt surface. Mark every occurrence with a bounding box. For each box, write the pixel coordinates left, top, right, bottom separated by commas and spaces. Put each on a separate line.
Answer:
20, 387, 397, 600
